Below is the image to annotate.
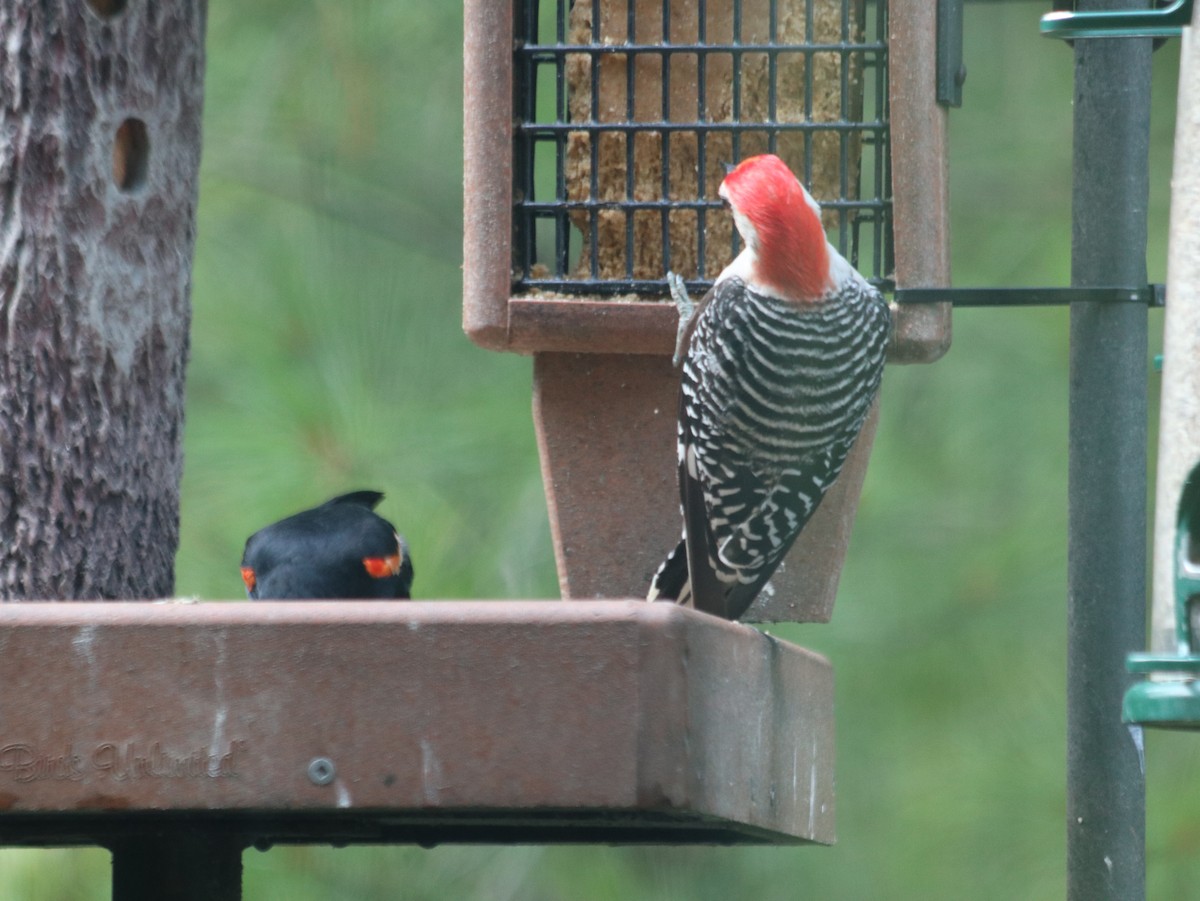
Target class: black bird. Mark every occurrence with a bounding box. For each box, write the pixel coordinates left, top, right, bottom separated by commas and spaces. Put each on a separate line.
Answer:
240, 491, 413, 599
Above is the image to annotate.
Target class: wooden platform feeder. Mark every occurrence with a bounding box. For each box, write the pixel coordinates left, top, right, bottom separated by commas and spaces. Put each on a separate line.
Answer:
465, 0, 951, 622
0, 601, 832, 847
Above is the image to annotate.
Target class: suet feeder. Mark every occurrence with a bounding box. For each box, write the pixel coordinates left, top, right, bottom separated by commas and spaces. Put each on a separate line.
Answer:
464, 0, 951, 623
1124, 23, 1200, 729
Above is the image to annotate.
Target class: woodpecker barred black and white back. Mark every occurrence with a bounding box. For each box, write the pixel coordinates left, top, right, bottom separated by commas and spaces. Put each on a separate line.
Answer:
650, 273, 889, 619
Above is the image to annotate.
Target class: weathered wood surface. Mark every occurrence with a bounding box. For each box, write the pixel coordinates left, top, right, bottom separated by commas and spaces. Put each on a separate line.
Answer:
0, 601, 835, 846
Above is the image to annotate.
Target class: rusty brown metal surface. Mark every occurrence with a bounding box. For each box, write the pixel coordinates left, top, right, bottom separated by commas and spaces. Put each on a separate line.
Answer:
509, 298, 676, 356
888, 0, 953, 364
533, 352, 682, 598
0, 601, 834, 847
534, 352, 875, 623
462, 0, 514, 352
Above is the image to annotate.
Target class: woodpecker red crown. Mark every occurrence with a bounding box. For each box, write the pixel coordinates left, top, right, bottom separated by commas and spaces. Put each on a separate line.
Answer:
720, 154, 831, 303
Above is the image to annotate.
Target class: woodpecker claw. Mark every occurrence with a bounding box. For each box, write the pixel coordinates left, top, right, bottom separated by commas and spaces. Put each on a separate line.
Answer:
668, 271, 694, 367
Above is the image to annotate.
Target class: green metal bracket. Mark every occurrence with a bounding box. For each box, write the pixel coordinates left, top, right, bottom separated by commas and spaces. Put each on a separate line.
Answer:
1042, 0, 1193, 41
1124, 468, 1200, 728
1123, 677, 1200, 728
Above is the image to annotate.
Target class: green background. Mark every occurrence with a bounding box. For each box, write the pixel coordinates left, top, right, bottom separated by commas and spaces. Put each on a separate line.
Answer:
4, 1, 1199, 897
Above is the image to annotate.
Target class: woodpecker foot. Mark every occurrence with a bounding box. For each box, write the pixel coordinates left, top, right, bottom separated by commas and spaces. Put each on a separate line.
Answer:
667, 272, 694, 367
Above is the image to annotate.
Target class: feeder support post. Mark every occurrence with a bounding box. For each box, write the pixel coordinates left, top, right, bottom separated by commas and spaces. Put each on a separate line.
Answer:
111, 833, 244, 901
1066, 2, 1151, 899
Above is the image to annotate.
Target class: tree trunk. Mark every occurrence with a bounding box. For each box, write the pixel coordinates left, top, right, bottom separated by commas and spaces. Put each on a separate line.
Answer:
0, 2, 206, 599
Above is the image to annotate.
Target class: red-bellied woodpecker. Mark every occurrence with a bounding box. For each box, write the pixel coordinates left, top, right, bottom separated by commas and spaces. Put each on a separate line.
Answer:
241, 491, 413, 600
648, 154, 891, 620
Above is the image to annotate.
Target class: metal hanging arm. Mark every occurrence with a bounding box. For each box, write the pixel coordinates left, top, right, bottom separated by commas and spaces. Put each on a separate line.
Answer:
1041, 0, 1193, 40
893, 285, 1165, 307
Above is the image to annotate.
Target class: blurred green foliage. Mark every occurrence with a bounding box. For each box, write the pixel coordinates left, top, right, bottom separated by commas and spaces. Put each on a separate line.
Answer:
7, 0, 1200, 898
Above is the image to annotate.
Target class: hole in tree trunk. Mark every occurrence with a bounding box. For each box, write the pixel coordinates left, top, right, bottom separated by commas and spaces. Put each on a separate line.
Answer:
85, 0, 127, 17
113, 118, 149, 192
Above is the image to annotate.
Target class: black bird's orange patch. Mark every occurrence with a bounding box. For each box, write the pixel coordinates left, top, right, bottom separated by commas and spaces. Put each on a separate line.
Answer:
241, 491, 412, 599
362, 553, 402, 579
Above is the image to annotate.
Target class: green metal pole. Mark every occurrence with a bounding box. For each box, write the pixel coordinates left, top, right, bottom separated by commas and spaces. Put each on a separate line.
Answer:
1067, 2, 1151, 899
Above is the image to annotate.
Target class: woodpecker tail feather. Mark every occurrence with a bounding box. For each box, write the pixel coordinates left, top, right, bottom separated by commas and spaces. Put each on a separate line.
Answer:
647, 539, 689, 603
